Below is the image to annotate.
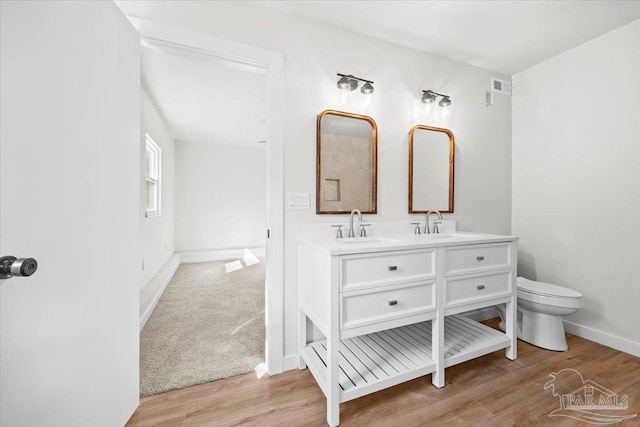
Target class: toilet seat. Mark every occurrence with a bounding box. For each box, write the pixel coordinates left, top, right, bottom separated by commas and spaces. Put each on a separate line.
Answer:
517, 277, 582, 299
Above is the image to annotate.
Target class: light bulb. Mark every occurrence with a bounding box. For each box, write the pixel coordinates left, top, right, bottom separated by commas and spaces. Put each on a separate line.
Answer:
337, 76, 350, 90
439, 96, 451, 107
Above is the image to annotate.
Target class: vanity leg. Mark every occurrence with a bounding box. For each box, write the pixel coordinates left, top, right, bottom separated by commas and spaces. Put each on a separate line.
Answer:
327, 333, 340, 426
431, 316, 445, 388
298, 308, 307, 370
505, 297, 517, 360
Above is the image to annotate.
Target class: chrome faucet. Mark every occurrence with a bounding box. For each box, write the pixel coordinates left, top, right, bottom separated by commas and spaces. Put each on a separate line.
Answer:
425, 210, 442, 234
348, 209, 362, 238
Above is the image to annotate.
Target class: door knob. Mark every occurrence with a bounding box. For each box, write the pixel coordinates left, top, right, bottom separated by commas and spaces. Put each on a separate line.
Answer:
0, 256, 38, 279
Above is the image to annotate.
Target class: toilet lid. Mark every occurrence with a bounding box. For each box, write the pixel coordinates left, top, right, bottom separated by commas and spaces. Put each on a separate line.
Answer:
517, 277, 582, 299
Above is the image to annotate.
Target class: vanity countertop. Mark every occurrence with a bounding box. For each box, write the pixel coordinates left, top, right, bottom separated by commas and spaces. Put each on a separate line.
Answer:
298, 231, 518, 256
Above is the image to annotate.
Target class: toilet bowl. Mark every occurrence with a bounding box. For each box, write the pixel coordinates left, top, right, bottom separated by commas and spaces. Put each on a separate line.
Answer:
497, 277, 582, 351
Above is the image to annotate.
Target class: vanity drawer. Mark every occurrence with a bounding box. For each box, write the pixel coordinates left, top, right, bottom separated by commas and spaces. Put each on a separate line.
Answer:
445, 272, 512, 308
341, 281, 436, 331
444, 243, 512, 276
341, 249, 436, 291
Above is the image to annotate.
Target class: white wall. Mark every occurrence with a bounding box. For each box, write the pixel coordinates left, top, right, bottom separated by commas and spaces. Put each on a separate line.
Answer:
175, 140, 266, 252
513, 20, 640, 346
140, 88, 175, 306
116, 1, 513, 358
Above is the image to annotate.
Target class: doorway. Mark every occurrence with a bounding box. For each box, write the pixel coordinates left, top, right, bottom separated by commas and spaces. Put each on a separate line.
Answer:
129, 18, 285, 378
139, 45, 269, 394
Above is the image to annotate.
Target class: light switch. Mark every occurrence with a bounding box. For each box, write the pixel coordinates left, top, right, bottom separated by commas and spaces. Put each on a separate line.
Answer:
287, 193, 310, 209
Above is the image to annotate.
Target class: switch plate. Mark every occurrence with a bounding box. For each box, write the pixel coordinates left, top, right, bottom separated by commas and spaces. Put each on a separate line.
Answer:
287, 193, 310, 209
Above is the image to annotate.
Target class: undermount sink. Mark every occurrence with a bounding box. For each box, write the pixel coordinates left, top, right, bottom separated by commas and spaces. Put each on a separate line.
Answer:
339, 237, 401, 244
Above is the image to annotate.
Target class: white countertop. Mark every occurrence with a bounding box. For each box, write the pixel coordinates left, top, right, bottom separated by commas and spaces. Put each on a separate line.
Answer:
297, 231, 518, 256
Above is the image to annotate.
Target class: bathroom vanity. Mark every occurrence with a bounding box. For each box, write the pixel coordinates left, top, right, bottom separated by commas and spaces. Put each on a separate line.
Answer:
297, 230, 518, 426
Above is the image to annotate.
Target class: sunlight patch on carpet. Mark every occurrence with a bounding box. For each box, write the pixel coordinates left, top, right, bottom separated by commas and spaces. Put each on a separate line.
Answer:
225, 260, 243, 273
243, 249, 261, 266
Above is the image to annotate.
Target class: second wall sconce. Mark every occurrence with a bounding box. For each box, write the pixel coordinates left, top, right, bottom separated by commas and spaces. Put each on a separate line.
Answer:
421, 90, 451, 107
337, 73, 374, 95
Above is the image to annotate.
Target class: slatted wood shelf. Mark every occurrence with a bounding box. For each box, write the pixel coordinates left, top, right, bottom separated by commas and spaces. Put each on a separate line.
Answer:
301, 322, 437, 403
301, 315, 510, 403
442, 314, 511, 367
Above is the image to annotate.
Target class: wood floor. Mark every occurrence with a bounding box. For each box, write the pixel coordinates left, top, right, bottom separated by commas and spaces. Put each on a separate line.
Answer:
126, 319, 640, 426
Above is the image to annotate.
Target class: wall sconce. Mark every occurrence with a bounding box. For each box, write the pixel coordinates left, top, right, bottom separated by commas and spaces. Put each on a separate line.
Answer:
421, 90, 451, 107
337, 73, 374, 95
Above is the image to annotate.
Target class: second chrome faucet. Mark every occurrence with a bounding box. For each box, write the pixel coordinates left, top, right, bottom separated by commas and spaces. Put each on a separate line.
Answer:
425, 210, 442, 234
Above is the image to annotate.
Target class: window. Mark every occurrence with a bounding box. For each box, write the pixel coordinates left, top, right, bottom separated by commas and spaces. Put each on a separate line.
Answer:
145, 134, 161, 217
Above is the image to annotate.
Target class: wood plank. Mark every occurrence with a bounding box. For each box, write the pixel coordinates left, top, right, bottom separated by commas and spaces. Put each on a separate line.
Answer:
396, 323, 432, 348
378, 329, 430, 365
368, 332, 420, 370
392, 327, 433, 359
335, 344, 367, 390
350, 335, 399, 376
357, 334, 413, 373
315, 343, 351, 392
340, 339, 386, 381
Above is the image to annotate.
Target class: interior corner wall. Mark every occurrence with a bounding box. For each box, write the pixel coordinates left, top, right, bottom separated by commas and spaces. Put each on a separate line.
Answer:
174, 141, 266, 252
512, 20, 640, 345
116, 1, 513, 359
140, 88, 175, 300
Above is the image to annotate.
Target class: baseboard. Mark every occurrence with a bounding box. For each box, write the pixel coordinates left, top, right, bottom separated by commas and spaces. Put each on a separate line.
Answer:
178, 247, 265, 263
282, 354, 299, 372
462, 306, 499, 322
463, 307, 640, 357
139, 254, 180, 332
563, 320, 640, 358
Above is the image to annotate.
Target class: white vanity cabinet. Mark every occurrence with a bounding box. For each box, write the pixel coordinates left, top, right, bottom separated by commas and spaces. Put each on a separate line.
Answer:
297, 235, 517, 427
437, 242, 518, 375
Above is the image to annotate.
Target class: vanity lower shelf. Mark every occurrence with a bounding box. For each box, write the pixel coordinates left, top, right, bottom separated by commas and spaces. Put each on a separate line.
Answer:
301, 314, 510, 403
442, 314, 511, 367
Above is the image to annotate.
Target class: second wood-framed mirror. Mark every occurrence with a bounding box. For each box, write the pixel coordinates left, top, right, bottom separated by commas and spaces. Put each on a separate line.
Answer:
408, 125, 455, 213
316, 110, 377, 214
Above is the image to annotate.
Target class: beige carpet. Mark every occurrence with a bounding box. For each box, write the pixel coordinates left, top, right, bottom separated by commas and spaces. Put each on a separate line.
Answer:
140, 259, 265, 397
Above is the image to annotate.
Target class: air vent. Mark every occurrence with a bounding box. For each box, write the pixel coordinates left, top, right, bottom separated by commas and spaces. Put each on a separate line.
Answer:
490, 77, 512, 96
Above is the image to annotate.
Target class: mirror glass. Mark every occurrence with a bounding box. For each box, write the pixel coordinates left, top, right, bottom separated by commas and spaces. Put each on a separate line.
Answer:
317, 110, 377, 214
409, 125, 454, 213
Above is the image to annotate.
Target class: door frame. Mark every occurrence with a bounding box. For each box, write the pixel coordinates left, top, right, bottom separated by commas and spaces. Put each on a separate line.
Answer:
128, 17, 285, 375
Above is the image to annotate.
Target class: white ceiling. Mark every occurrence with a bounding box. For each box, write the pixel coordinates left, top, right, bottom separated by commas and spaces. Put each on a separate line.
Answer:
255, 0, 640, 75
141, 48, 266, 147
139, 1, 640, 147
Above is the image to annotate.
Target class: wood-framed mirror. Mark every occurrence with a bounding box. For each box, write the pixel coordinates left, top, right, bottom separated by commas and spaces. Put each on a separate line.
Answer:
316, 110, 377, 214
408, 125, 454, 213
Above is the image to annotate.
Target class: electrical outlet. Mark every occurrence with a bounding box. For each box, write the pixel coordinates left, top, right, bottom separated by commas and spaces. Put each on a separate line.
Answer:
142, 259, 145, 271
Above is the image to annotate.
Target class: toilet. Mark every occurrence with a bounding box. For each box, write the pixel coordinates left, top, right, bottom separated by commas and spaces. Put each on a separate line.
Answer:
497, 277, 582, 351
